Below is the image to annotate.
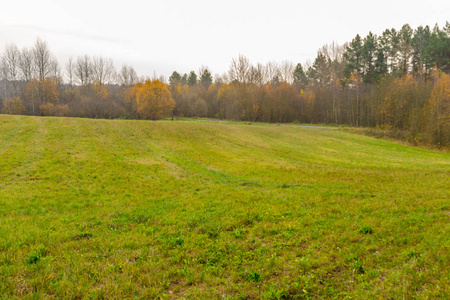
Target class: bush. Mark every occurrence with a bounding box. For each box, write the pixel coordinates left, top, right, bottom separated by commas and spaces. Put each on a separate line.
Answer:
2, 97, 24, 115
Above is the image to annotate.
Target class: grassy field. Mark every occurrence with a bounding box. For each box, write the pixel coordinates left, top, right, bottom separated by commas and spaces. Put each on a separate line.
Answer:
0, 115, 449, 299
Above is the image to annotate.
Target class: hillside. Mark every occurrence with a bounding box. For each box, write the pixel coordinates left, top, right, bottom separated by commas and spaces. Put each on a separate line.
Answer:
0, 115, 449, 298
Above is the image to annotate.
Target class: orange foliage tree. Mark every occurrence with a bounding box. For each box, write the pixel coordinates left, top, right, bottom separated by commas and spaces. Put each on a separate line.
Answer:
135, 80, 175, 120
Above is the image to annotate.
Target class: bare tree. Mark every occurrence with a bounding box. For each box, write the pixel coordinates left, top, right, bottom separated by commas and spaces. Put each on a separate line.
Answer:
158, 75, 167, 84
33, 38, 53, 83
1, 43, 22, 99
280, 60, 294, 83
0, 59, 9, 100
214, 73, 228, 85
118, 64, 138, 86
65, 57, 74, 86
321, 41, 346, 62
248, 63, 265, 86
19, 47, 35, 82
265, 61, 281, 84
92, 56, 116, 86
228, 54, 251, 84
2, 44, 20, 82
49, 59, 62, 85
74, 55, 93, 86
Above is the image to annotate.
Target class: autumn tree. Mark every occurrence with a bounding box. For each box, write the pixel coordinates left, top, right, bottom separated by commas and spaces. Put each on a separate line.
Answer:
379, 74, 417, 128
92, 80, 108, 100
422, 71, 450, 146
2, 97, 24, 114
135, 80, 175, 120
217, 83, 239, 119
39, 102, 68, 116
22, 78, 59, 115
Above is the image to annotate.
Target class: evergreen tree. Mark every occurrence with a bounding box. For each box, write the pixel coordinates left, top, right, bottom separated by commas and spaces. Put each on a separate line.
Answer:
398, 24, 413, 75
427, 24, 450, 73
199, 68, 213, 89
187, 71, 197, 86
344, 34, 363, 78
412, 26, 431, 78
293, 63, 308, 87
362, 32, 377, 83
311, 53, 330, 85
378, 30, 392, 74
387, 28, 400, 75
374, 48, 387, 80
181, 73, 188, 86
169, 71, 181, 86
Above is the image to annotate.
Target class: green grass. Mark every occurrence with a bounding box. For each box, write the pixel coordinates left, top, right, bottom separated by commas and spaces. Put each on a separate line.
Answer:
0, 115, 449, 299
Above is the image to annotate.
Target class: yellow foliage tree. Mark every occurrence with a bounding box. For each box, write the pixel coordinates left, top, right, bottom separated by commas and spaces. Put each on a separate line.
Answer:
379, 74, 416, 128
2, 97, 24, 115
135, 80, 175, 120
23, 78, 59, 115
92, 80, 108, 100
423, 72, 450, 147
122, 83, 142, 118
217, 83, 240, 119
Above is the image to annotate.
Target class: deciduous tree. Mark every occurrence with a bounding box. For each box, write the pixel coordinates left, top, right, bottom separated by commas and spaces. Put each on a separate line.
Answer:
423, 72, 450, 146
135, 80, 175, 120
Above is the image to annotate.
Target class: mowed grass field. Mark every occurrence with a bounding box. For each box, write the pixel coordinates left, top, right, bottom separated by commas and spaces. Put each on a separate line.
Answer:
0, 115, 449, 299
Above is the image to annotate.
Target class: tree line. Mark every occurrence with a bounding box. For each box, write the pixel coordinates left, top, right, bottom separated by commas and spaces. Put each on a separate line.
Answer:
1, 22, 449, 147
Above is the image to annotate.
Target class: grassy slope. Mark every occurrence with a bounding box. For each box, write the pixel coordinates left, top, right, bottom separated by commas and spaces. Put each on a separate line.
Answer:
0, 115, 449, 299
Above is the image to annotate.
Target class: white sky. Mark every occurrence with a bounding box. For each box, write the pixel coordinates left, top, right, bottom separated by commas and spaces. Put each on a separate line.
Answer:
0, 0, 449, 78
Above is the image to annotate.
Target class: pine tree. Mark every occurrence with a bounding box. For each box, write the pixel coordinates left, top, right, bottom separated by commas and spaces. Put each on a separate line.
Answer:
311, 53, 330, 85
344, 34, 363, 78
181, 73, 188, 86
412, 26, 431, 78
293, 63, 308, 87
169, 71, 181, 86
362, 32, 377, 83
187, 71, 197, 86
199, 68, 213, 89
398, 24, 413, 75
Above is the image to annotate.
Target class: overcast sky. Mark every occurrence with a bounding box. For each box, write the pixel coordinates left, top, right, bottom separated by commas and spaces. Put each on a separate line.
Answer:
0, 0, 449, 78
